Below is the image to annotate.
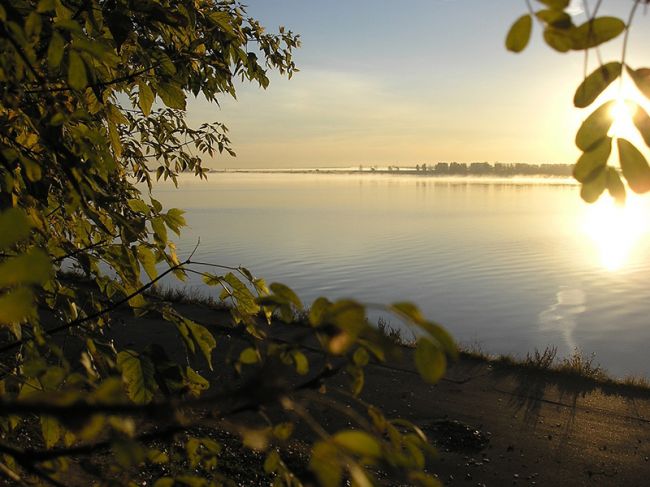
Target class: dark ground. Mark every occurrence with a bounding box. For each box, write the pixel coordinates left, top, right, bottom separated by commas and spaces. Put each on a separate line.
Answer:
96, 302, 650, 486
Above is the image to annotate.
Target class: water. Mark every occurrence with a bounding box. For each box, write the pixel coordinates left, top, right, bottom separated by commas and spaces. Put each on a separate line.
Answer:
152, 173, 650, 377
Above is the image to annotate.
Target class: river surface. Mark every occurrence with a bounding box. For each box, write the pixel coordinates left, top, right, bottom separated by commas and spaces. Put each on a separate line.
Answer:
152, 173, 650, 377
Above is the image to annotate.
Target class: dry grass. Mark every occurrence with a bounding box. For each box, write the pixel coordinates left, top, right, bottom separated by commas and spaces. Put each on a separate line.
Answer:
377, 317, 415, 346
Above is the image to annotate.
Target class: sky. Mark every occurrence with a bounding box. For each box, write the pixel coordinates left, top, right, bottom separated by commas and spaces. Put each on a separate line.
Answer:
186, 0, 650, 169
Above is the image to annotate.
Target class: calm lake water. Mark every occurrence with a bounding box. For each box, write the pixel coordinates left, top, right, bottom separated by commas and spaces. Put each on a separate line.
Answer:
153, 173, 650, 377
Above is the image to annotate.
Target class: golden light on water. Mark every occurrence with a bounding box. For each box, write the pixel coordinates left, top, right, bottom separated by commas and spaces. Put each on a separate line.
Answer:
582, 195, 649, 271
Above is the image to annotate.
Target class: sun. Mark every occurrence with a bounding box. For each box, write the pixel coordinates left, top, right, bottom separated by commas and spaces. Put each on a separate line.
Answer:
605, 78, 648, 146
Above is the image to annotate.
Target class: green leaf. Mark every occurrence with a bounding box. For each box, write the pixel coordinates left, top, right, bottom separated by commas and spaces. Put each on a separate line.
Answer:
157, 82, 186, 110
536, 0, 570, 9
580, 166, 607, 203
571, 17, 626, 50
310, 442, 342, 487
606, 167, 626, 205
269, 282, 303, 309
224, 272, 260, 315
391, 302, 425, 324
536, 9, 572, 29
138, 81, 155, 116
117, 351, 157, 404
543, 27, 574, 52
239, 347, 258, 365
0, 208, 32, 248
0, 287, 35, 327
67, 50, 87, 90
127, 198, 150, 214
574, 62, 622, 108
573, 137, 611, 183
575, 101, 615, 151
627, 66, 650, 99
137, 245, 157, 281
151, 217, 167, 244
419, 321, 458, 359
0, 249, 51, 289
353, 347, 370, 367
40, 416, 61, 449
414, 338, 446, 384
186, 320, 216, 368
632, 104, 650, 148
37, 0, 56, 13
332, 431, 382, 457
618, 138, 650, 193
505, 14, 532, 53
163, 208, 186, 235
273, 422, 294, 441
292, 350, 309, 375
47, 32, 65, 69
309, 297, 331, 327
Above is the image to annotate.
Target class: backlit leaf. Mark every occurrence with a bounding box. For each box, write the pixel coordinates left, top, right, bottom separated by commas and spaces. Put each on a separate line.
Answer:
310, 442, 342, 487
67, 50, 87, 89
627, 66, 650, 99
536, 9, 572, 29
571, 17, 625, 50
419, 321, 458, 359
292, 350, 309, 374
117, 351, 157, 404
151, 217, 167, 244
605, 167, 626, 205
579, 166, 607, 203
618, 138, 650, 193
574, 62, 622, 108
157, 82, 186, 110
47, 32, 65, 69
309, 297, 331, 327
506, 15, 532, 53
543, 27, 573, 52
0, 208, 31, 248
573, 137, 611, 183
269, 282, 303, 309
632, 104, 650, 148
0, 249, 51, 288
138, 82, 155, 116
414, 338, 446, 384
186, 320, 216, 368
537, 0, 570, 9
224, 272, 259, 315
0, 287, 34, 327
575, 101, 615, 151
127, 198, 149, 214
391, 302, 425, 324
41, 416, 61, 449
239, 347, 258, 364
332, 430, 382, 457
137, 245, 157, 281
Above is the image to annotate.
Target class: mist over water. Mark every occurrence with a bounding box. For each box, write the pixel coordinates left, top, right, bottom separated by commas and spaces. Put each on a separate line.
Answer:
153, 173, 650, 377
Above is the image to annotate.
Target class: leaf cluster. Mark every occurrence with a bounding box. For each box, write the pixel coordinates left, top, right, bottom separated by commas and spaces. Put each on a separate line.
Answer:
507, 0, 650, 204
0, 1, 452, 486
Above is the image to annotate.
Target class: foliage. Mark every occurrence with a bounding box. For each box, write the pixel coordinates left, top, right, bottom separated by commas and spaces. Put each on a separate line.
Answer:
0, 1, 455, 486
507, 0, 650, 204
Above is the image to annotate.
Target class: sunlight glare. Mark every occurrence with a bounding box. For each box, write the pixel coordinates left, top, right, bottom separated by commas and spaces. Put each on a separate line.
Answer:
582, 195, 649, 271
608, 98, 638, 141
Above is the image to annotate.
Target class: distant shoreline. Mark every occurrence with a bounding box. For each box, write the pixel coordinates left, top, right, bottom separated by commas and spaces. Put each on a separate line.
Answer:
204, 164, 575, 179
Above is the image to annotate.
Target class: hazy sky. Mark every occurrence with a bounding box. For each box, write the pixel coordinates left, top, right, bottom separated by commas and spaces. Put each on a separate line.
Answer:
187, 0, 650, 169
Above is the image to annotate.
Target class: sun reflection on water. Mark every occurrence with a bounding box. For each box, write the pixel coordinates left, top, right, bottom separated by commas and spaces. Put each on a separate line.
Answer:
582, 195, 649, 271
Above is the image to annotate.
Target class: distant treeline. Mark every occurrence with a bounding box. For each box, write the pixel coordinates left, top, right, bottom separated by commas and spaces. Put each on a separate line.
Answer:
368, 162, 573, 176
